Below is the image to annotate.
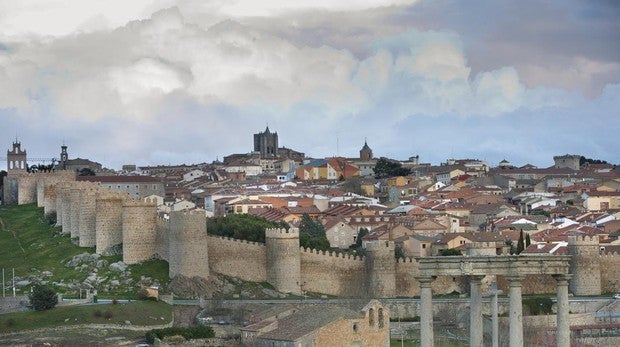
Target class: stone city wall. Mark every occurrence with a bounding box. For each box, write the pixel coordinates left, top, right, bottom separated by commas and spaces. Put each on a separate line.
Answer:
168, 211, 209, 279
155, 218, 170, 261
600, 252, 620, 293
68, 187, 82, 239
78, 184, 98, 247
207, 236, 267, 282
395, 258, 420, 297
95, 191, 125, 255
17, 174, 37, 205
266, 228, 301, 294
300, 248, 366, 297
122, 199, 157, 264
569, 235, 602, 295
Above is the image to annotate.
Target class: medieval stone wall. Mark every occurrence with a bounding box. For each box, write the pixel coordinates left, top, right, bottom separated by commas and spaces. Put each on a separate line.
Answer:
600, 252, 620, 293
568, 236, 602, 295
207, 236, 267, 282
17, 174, 37, 205
300, 248, 366, 297
396, 258, 420, 297
266, 228, 301, 294
366, 241, 396, 297
122, 199, 157, 264
78, 184, 98, 247
68, 187, 82, 239
155, 218, 170, 261
95, 192, 125, 255
168, 211, 209, 279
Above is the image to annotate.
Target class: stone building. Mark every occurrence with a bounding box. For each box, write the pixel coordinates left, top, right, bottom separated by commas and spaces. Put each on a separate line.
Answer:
254, 126, 279, 158
242, 300, 389, 347
553, 154, 581, 170
360, 140, 373, 161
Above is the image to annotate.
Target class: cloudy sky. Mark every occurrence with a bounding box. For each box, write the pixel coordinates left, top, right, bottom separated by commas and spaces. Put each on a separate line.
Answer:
1, 0, 619, 169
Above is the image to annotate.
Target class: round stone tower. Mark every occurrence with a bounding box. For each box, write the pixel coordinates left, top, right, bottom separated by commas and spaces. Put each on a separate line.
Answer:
265, 227, 301, 295
365, 240, 396, 298
568, 235, 601, 295
169, 210, 209, 279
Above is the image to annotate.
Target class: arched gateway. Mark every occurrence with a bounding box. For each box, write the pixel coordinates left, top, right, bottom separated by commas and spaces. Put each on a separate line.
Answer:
417, 255, 571, 347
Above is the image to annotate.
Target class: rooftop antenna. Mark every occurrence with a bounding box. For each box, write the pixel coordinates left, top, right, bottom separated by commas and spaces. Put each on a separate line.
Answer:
336, 136, 339, 157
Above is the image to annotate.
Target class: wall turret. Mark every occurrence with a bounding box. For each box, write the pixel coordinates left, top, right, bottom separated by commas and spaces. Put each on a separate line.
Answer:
366, 240, 396, 298
568, 235, 601, 295
122, 199, 157, 264
265, 227, 301, 294
168, 211, 209, 279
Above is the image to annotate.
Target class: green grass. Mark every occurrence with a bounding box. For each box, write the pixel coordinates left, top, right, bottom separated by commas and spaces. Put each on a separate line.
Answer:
0, 300, 172, 333
0, 203, 169, 298
0, 204, 86, 281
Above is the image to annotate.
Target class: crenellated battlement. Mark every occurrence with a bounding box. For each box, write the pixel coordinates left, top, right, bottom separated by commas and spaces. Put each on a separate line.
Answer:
265, 227, 299, 239
398, 257, 418, 263
568, 235, 600, 245
300, 247, 365, 261
207, 235, 266, 247
122, 198, 157, 208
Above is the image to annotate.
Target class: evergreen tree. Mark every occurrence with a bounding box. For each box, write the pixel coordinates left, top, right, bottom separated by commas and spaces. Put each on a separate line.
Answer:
516, 230, 525, 254
29, 284, 58, 311
525, 233, 531, 248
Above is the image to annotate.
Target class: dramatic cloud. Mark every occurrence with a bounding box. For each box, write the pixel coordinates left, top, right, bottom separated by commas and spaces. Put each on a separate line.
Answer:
0, 1, 618, 169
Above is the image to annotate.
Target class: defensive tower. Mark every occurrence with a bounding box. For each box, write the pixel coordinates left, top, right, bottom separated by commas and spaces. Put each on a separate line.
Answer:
366, 240, 396, 298
568, 235, 601, 295
265, 227, 301, 294
168, 211, 209, 279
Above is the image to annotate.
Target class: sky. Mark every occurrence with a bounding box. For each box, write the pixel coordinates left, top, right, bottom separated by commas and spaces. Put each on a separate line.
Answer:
1, 0, 619, 170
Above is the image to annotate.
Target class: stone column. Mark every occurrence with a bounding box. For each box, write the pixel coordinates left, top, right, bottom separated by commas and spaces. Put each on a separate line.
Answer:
470, 275, 485, 347
507, 275, 525, 347
417, 276, 435, 347
553, 274, 572, 347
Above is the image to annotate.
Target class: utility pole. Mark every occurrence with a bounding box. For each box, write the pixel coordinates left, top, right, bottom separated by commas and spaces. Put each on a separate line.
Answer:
12, 268, 15, 297
2, 268, 4, 297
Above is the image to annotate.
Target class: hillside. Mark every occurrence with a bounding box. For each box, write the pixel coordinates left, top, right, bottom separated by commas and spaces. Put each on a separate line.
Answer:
0, 203, 168, 299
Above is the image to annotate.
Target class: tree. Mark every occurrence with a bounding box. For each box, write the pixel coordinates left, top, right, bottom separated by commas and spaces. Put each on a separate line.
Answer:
374, 158, 411, 179
29, 284, 58, 311
78, 168, 96, 176
355, 228, 369, 248
206, 214, 285, 243
299, 214, 325, 237
525, 233, 531, 248
298, 214, 330, 251
516, 230, 525, 254
395, 244, 405, 259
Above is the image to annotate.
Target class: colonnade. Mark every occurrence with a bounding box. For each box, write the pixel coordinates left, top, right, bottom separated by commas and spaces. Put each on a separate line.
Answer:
416, 256, 572, 347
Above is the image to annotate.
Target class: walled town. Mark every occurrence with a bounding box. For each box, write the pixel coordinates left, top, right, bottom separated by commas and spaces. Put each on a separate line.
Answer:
1, 132, 620, 346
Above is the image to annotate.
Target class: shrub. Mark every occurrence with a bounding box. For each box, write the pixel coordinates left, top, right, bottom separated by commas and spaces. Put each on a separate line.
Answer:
29, 284, 58, 311
145, 326, 215, 344
93, 309, 102, 318
44, 212, 57, 225
5, 318, 16, 327
103, 310, 113, 319
523, 296, 554, 315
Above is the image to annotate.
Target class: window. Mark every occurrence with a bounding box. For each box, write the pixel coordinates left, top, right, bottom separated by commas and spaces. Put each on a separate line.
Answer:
422, 244, 426, 249
368, 308, 375, 327
352, 323, 359, 333
378, 308, 384, 328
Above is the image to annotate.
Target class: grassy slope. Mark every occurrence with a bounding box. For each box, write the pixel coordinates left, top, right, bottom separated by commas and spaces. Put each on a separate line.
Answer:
0, 301, 172, 333
0, 203, 169, 298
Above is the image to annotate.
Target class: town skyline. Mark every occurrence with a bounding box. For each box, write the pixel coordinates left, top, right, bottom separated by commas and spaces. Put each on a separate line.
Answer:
1, 1, 619, 169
